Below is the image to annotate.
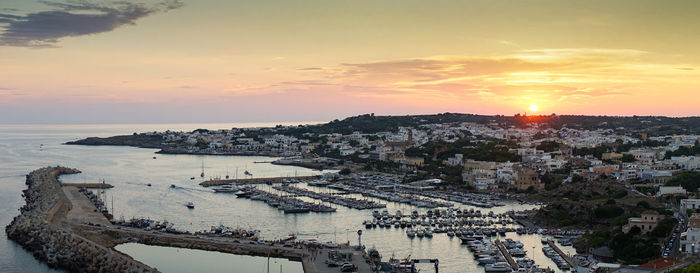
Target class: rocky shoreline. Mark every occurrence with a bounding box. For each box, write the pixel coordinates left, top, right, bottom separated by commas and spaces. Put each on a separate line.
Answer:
5, 166, 158, 273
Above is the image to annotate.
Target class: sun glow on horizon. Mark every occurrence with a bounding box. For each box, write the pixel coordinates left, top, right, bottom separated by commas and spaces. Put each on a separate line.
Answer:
529, 104, 539, 112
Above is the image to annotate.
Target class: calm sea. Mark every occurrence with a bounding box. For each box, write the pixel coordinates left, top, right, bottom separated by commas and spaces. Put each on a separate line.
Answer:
0, 123, 576, 273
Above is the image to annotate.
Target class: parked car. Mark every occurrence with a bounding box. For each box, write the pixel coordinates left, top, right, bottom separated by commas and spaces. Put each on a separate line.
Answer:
340, 263, 354, 272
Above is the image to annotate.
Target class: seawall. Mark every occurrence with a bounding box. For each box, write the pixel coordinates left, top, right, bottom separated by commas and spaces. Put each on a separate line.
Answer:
5, 166, 158, 273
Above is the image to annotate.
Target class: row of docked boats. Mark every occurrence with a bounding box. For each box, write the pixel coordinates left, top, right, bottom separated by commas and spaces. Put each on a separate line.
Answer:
406, 228, 433, 238
372, 208, 513, 220
235, 186, 336, 213
418, 190, 506, 208
333, 183, 453, 208
542, 246, 571, 270
272, 184, 386, 209
329, 176, 509, 208
515, 227, 587, 237
465, 238, 549, 273
464, 239, 513, 272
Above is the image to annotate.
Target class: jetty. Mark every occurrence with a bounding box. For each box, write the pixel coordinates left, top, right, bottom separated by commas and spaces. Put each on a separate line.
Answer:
494, 239, 519, 271
546, 240, 573, 267
5, 167, 156, 273
62, 183, 114, 189
200, 175, 320, 187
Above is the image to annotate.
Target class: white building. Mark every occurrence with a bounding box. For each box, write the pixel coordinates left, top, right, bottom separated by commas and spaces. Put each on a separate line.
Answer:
656, 186, 687, 196
447, 154, 464, 166
681, 199, 700, 214
681, 214, 700, 253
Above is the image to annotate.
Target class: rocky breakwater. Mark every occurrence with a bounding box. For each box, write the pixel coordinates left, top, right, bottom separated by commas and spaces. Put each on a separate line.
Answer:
5, 166, 158, 273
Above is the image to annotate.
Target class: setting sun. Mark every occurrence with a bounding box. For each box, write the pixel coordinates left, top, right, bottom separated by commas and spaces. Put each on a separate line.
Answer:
529, 104, 539, 112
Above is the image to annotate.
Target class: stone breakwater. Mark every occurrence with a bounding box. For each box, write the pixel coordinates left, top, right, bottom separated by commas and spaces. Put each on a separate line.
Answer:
5, 166, 158, 273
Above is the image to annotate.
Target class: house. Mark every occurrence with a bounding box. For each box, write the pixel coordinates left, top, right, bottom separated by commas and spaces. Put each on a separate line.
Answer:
681, 214, 700, 253
339, 148, 356, 156
591, 246, 615, 263
681, 199, 700, 215
512, 166, 542, 191
602, 152, 623, 160
623, 210, 660, 234
446, 154, 464, 166
638, 258, 682, 271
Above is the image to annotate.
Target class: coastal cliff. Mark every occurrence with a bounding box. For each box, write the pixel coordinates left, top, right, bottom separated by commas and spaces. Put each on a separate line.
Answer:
5, 167, 158, 273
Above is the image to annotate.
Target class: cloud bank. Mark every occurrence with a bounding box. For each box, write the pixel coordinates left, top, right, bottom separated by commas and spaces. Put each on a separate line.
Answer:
0, 0, 183, 47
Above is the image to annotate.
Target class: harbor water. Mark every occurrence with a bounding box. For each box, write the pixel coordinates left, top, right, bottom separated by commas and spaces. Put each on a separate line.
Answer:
0, 124, 577, 273
114, 243, 304, 273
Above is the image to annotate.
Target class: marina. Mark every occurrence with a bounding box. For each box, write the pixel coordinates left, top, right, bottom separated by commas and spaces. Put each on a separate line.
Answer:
0, 125, 581, 273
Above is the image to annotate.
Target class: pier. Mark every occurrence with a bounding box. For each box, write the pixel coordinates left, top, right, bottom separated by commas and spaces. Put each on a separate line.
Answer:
494, 239, 519, 271
199, 175, 320, 187
546, 240, 573, 267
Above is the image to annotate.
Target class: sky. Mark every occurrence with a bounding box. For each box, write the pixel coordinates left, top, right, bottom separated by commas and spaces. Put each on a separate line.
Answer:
0, 0, 699, 124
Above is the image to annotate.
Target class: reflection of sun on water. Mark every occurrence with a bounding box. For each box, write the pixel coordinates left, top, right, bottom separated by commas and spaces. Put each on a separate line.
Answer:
529, 104, 539, 112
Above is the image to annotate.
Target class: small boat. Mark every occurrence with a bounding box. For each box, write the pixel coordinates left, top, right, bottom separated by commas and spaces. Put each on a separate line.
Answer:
407, 229, 416, 238
146, 183, 152, 187
235, 190, 252, 198
185, 202, 195, 209
170, 184, 177, 188
153, 156, 156, 159
484, 262, 512, 272
213, 184, 239, 193
244, 170, 252, 176
190, 177, 195, 180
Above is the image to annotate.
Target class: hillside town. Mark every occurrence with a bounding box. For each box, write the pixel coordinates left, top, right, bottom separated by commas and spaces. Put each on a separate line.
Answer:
138, 117, 698, 195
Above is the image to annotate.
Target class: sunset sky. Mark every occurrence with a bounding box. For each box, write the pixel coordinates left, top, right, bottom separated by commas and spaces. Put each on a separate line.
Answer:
1, 0, 699, 123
